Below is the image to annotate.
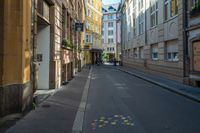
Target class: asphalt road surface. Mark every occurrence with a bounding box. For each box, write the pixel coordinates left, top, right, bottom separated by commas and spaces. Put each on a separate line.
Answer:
82, 65, 200, 133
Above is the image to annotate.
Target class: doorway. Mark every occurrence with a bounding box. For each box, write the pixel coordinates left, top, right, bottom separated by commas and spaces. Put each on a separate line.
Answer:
37, 18, 50, 90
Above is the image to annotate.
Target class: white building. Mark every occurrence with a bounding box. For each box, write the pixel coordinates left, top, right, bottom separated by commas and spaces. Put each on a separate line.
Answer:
102, 3, 121, 61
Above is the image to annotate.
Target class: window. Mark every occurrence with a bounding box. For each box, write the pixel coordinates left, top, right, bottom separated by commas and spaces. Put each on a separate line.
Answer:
165, 41, 179, 61
108, 22, 114, 27
128, 32, 131, 41
108, 30, 114, 35
92, 24, 94, 31
86, 34, 92, 43
108, 38, 114, 43
86, 22, 90, 29
107, 47, 109, 51
150, 1, 158, 27
38, 1, 50, 21
139, 47, 144, 59
165, 0, 178, 20
139, 13, 144, 34
141, 0, 144, 9
103, 15, 106, 20
133, 12, 136, 36
133, 48, 138, 58
43, 1, 50, 20
91, 11, 94, 19
139, 0, 144, 34
92, 0, 94, 6
87, 9, 90, 16
108, 14, 113, 19
151, 44, 158, 60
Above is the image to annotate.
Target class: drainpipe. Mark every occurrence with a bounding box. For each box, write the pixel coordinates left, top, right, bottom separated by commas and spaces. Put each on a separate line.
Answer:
183, 0, 189, 79
144, 0, 147, 44
32, 0, 37, 93
120, 2, 124, 66
144, 0, 148, 69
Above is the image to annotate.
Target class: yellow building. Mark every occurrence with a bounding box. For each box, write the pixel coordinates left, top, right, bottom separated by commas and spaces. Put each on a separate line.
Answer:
84, 0, 103, 64
0, 0, 32, 117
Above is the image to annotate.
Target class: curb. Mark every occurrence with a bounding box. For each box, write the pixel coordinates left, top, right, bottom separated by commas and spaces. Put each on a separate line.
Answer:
116, 68, 200, 103
71, 67, 92, 133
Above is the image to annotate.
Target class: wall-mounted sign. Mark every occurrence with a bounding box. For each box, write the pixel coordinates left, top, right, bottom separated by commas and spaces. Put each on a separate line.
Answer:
75, 23, 84, 32
37, 54, 43, 62
193, 41, 200, 72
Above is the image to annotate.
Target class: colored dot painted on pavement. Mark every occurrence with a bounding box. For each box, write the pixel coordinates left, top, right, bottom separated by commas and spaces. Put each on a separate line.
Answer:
91, 114, 135, 130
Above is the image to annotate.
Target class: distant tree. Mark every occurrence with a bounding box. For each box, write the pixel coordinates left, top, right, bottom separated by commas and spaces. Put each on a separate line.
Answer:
102, 52, 109, 62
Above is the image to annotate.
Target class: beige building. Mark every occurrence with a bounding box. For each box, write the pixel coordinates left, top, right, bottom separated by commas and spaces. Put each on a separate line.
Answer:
0, 0, 86, 118
121, 0, 186, 83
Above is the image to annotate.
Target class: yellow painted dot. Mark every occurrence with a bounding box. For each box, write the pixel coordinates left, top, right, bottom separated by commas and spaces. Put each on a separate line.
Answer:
111, 122, 116, 125
124, 120, 129, 123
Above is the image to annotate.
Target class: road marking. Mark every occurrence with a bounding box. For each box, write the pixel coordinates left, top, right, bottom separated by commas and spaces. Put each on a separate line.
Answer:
71, 67, 92, 133
90, 114, 135, 130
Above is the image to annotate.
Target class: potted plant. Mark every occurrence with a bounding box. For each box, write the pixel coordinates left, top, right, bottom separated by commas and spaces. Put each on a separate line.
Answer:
190, 0, 200, 16
62, 39, 73, 49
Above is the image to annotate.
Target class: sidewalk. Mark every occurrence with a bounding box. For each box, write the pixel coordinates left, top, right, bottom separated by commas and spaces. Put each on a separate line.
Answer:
116, 66, 200, 103
5, 66, 90, 133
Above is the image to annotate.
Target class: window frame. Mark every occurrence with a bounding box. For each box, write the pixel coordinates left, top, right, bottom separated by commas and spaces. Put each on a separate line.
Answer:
151, 44, 159, 61
164, 0, 178, 21
150, 1, 158, 28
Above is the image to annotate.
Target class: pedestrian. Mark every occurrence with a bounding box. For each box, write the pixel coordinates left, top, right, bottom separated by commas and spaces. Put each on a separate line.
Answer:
113, 58, 117, 66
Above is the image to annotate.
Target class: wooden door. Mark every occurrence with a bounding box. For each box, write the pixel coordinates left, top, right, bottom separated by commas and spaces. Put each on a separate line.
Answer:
193, 41, 200, 72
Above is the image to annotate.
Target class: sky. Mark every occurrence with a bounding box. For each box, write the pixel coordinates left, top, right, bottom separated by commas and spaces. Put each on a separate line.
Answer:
102, 0, 120, 5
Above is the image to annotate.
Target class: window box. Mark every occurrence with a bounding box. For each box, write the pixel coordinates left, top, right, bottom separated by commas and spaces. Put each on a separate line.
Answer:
62, 39, 73, 49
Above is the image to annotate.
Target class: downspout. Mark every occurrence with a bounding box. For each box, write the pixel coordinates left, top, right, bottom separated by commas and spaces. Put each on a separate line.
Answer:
120, 2, 124, 66
144, 0, 148, 69
145, 0, 147, 44
183, 0, 189, 79
32, 0, 37, 93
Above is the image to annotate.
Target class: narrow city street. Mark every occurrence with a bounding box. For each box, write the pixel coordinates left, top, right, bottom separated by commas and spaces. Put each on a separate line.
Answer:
82, 65, 200, 133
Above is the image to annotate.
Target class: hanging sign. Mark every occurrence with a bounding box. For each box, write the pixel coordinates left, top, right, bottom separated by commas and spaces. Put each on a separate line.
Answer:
75, 23, 84, 32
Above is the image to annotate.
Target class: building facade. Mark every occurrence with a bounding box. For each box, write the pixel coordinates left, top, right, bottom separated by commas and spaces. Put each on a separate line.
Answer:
102, 3, 121, 61
0, 0, 32, 117
32, 0, 85, 91
187, 0, 200, 87
0, 0, 86, 118
84, 0, 103, 64
121, 0, 186, 83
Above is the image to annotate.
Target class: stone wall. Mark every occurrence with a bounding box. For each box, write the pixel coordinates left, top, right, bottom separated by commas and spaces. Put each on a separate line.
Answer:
122, 0, 185, 83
